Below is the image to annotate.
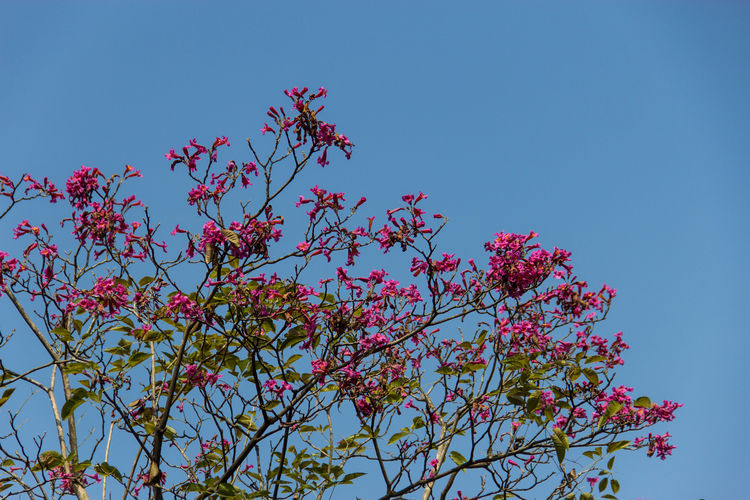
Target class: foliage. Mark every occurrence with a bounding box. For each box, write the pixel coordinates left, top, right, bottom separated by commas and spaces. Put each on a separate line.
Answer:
0, 87, 680, 500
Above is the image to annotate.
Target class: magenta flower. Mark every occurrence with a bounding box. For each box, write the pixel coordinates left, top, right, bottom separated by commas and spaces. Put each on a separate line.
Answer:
66, 166, 102, 209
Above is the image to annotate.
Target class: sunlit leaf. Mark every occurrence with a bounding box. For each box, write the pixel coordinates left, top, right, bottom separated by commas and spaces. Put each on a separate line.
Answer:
582, 368, 599, 385
598, 401, 623, 429
551, 427, 569, 463
60, 396, 85, 420
0, 388, 14, 408
94, 462, 123, 481
449, 451, 467, 466
634, 396, 651, 408
607, 440, 630, 454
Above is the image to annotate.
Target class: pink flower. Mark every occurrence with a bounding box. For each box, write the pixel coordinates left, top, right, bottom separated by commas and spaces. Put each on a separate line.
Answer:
264, 379, 293, 399
165, 148, 182, 160
166, 292, 203, 321
65, 166, 101, 209
183, 364, 222, 388
647, 432, 675, 460
72, 277, 129, 318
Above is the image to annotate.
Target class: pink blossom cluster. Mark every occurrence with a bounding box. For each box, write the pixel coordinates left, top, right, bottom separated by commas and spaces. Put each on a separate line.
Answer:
295, 186, 370, 265
591, 385, 682, 428
261, 86, 352, 167
166, 136, 230, 172
21, 174, 65, 202
484, 231, 572, 298
183, 364, 222, 389
65, 165, 102, 209
47, 466, 100, 494
175, 212, 284, 265
70, 277, 130, 319
375, 193, 433, 253
133, 471, 166, 496
194, 437, 232, 465
0, 251, 18, 294
0, 174, 14, 197
647, 432, 676, 460
435, 337, 488, 373
165, 292, 203, 321
264, 379, 293, 399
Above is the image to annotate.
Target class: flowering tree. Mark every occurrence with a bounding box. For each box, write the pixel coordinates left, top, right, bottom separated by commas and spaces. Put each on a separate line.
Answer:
0, 87, 679, 500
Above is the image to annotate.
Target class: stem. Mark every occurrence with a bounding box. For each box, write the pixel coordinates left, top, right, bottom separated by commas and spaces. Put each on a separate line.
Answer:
102, 421, 115, 500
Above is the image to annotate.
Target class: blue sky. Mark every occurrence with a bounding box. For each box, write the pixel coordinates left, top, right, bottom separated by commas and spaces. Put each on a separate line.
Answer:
1, 2, 748, 498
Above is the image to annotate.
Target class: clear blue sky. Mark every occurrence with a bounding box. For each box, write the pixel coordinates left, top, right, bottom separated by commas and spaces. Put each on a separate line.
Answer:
1, 2, 748, 498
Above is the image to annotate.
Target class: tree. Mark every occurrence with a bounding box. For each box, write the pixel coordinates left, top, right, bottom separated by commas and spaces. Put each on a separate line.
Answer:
0, 87, 679, 500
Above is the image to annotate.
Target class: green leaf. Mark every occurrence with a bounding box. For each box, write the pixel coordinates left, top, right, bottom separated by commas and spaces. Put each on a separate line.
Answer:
607, 456, 615, 470
611, 478, 620, 494
388, 430, 410, 445
283, 354, 303, 368
567, 366, 581, 382
506, 389, 525, 406
141, 329, 165, 342
248, 489, 271, 498
462, 362, 487, 373
60, 396, 85, 420
280, 327, 306, 350
340, 472, 365, 484
216, 482, 241, 497
579, 493, 594, 500
127, 351, 151, 368
0, 388, 15, 408
51, 327, 73, 341
119, 316, 135, 328
236, 414, 255, 430
435, 366, 454, 375
261, 319, 276, 334
597, 401, 623, 429
36, 450, 63, 470
263, 400, 281, 410
582, 368, 599, 385
599, 477, 608, 492
607, 440, 630, 454
63, 361, 93, 375
182, 483, 205, 493
361, 425, 377, 438
138, 276, 155, 286
411, 416, 426, 430
320, 293, 337, 305
94, 462, 123, 481
449, 451, 467, 466
551, 427, 569, 463
634, 396, 651, 408
476, 330, 488, 345
526, 391, 541, 412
